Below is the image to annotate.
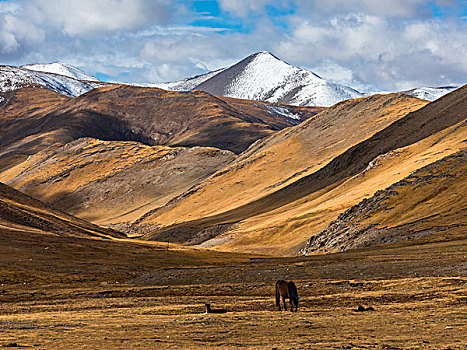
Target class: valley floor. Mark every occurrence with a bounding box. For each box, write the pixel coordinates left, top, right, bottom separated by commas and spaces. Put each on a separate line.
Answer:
1, 277, 466, 349
0, 229, 466, 349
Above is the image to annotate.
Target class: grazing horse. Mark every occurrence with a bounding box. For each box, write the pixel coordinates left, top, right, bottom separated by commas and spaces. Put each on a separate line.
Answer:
275, 280, 299, 312
205, 303, 227, 314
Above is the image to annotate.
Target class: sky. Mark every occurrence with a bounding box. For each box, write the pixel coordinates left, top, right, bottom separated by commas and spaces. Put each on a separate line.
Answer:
0, 0, 466, 91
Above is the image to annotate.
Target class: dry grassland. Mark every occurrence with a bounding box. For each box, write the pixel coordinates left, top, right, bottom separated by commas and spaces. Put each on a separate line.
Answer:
1, 227, 465, 349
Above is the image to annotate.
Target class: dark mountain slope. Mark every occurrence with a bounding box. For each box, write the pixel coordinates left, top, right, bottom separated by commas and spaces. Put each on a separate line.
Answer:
0, 85, 323, 169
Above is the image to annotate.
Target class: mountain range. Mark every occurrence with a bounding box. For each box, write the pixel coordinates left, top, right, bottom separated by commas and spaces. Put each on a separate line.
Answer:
1, 54, 458, 107
155, 51, 362, 107
0, 53, 465, 257
154, 51, 459, 105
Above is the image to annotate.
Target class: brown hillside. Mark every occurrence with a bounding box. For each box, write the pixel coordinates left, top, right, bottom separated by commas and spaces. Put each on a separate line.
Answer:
0, 85, 323, 171
197, 114, 466, 254
0, 181, 123, 239
1, 138, 235, 226
140, 86, 466, 254
136, 94, 428, 238
0, 86, 70, 170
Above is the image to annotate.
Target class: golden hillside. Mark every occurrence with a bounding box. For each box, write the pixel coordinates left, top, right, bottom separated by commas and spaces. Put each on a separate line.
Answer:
0, 84, 321, 228
0, 138, 235, 226
0, 181, 123, 239
140, 86, 466, 254
136, 94, 428, 237
301, 149, 466, 253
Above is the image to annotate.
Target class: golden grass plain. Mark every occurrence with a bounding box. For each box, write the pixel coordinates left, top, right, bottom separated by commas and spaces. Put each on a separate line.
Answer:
0, 226, 465, 349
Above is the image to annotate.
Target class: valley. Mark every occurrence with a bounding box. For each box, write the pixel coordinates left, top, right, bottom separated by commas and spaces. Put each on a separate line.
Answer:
0, 58, 465, 349
1, 220, 465, 349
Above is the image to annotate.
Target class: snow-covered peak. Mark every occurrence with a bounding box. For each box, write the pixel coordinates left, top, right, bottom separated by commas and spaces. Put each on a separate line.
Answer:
21, 62, 99, 82
400, 86, 459, 101
150, 51, 363, 107
0, 65, 102, 97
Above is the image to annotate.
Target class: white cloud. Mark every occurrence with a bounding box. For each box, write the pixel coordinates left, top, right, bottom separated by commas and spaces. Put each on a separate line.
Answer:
275, 13, 467, 89
26, 0, 170, 36
0, 11, 45, 54
217, 0, 290, 17
0, 0, 465, 91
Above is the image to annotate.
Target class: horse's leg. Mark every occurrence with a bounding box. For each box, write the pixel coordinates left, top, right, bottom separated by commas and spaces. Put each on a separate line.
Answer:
283, 297, 287, 311
276, 288, 281, 311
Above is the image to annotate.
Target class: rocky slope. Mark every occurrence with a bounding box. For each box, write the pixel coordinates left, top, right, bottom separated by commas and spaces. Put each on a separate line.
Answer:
156, 51, 363, 107
301, 149, 466, 253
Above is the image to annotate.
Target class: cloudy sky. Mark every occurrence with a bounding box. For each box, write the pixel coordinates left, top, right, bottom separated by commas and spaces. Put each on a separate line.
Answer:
1, 0, 466, 91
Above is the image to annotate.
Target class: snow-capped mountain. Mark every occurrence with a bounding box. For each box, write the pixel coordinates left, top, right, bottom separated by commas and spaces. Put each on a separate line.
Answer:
153, 51, 363, 107
21, 62, 99, 82
400, 86, 459, 101
0, 65, 102, 98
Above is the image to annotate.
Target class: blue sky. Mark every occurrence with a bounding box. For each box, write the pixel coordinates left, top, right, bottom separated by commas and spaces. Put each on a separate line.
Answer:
0, 0, 466, 91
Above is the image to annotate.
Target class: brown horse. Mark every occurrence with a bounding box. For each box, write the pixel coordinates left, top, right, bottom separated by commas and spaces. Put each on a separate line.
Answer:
205, 303, 227, 314
275, 280, 299, 312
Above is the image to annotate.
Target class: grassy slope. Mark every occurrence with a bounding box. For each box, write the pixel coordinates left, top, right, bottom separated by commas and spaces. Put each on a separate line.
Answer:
0, 138, 235, 226
141, 86, 466, 255
137, 94, 428, 232
0, 182, 123, 239
209, 118, 467, 254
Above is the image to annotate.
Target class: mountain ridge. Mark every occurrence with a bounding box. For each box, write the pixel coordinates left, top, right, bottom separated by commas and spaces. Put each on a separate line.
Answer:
21, 62, 99, 82
137, 85, 466, 254
155, 51, 363, 107
0, 65, 103, 98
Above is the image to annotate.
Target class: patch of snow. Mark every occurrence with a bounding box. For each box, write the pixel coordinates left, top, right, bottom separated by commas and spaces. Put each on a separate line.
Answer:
400, 86, 459, 101
219, 52, 362, 106
0, 65, 102, 97
265, 105, 301, 120
21, 62, 99, 82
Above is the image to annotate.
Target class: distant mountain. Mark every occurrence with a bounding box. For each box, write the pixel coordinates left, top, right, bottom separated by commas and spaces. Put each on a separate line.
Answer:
0, 84, 323, 169
0, 64, 102, 98
21, 62, 99, 82
0, 84, 322, 227
154, 51, 363, 107
400, 86, 459, 101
